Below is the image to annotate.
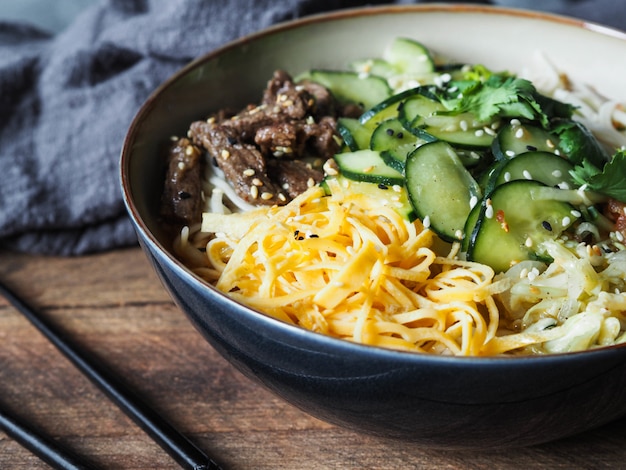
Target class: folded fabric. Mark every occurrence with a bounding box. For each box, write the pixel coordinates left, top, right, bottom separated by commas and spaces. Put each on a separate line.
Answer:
0, 0, 623, 255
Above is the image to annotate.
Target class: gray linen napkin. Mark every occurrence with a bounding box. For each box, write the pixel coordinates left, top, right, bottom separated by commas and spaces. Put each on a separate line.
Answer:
0, 0, 622, 255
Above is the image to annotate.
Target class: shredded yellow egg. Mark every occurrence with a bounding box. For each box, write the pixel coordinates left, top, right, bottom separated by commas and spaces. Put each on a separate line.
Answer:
177, 179, 516, 356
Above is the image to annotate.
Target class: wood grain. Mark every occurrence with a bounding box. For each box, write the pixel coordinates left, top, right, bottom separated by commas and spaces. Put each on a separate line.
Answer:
1, 247, 626, 469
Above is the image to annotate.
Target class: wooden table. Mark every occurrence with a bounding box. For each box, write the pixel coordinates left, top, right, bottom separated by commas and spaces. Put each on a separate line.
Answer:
1, 247, 626, 469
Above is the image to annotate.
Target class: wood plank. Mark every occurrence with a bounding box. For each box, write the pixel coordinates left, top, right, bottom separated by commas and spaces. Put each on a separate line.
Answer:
1, 247, 626, 469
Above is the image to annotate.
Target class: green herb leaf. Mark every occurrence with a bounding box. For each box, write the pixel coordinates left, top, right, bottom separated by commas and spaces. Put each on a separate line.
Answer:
441, 72, 575, 126
570, 150, 626, 202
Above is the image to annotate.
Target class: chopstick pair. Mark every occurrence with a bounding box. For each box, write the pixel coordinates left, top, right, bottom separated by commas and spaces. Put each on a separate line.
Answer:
0, 280, 223, 470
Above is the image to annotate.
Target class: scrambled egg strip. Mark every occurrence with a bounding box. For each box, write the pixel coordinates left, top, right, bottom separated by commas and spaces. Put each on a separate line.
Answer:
183, 181, 510, 355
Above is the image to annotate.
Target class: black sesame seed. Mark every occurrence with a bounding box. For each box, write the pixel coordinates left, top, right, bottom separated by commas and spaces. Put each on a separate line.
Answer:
227, 136, 238, 145
178, 191, 191, 199
386, 128, 395, 136
526, 145, 537, 151
297, 236, 305, 240
396, 132, 404, 139
542, 220, 553, 231
377, 183, 389, 190
309, 234, 319, 238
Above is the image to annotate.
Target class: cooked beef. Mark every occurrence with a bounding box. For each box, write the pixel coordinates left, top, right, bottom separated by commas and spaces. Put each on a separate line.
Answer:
267, 159, 324, 199
161, 138, 204, 224
190, 121, 286, 206
254, 121, 305, 158
164, 69, 360, 217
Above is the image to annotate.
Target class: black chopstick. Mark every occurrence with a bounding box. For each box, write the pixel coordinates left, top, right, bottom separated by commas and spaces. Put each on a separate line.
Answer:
0, 280, 223, 470
0, 402, 97, 470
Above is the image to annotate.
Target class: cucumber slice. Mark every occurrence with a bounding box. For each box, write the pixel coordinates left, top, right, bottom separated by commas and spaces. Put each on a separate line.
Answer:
349, 58, 398, 79
337, 117, 371, 151
494, 151, 575, 188
359, 87, 424, 131
334, 149, 404, 186
467, 180, 578, 273
370, 118, 431, 171
400, 94, 493, 148
308, 70, 391, 109
383, 37, 435, 76
492, 121, 560, 160
405, 141, 482, 242
322, 174, 416, 221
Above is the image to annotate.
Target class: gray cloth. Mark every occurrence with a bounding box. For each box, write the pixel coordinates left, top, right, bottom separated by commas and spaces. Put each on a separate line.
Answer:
0, 0, 623, 255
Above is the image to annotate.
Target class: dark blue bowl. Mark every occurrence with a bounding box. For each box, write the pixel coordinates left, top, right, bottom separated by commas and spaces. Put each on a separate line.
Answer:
120, 5, 626, 449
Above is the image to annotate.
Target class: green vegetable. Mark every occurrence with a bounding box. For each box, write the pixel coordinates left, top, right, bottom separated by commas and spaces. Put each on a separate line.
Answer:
551, 118, 609, 167
439, 73, 575, 127
570, 150, 626, 202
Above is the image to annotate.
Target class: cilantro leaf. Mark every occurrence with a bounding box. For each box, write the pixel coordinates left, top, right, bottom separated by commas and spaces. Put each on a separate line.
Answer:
570, 150, 626, 202
440, 72, 575, 126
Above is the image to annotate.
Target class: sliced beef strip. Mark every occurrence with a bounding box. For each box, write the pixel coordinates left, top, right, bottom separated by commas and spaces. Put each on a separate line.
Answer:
262, 70, 312, 120
267, 159, 324, 200
161, 137, 204, 225
189, 121, 286, 206
254, 117, 340, 162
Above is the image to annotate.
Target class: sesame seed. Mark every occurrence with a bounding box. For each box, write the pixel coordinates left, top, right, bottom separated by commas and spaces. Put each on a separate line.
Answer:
278, 193, 287, 202
250, 186, 259, 199
392, 185, 402, 192
571, 210, 581, 218
423, 216, 431, 228
362, 165, 375, 173
474, 129, 485, 137
252, 178, 263, 186
552, 170, 562, 178
523, 170, 532, 180
243, 168, 255, 177
505, 150, 516, 158
616, 231, 625, 242
220, 149, 230, 159
184, 145, 194, 156
177, 162, 185, 170
546, 139, 555, 148
519, 267, 529, 279
504, 172, 511, 182
460, 120, 469, 131
261, 192, 274, 200
510, 119, 521, 126
483, 126, 496, 136
307, 178, 315, 188
515, 128, 525, 139
485, 205, 494, 219
170, 135, 179, 141
525, 237, 533, 248
469, 195, 478, 209
455, 229, 464, 240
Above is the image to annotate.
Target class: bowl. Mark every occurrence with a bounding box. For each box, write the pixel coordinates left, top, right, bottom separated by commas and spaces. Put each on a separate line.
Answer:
120, 4, 626, 449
